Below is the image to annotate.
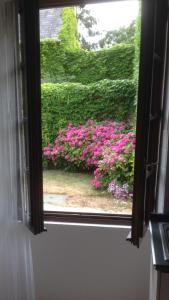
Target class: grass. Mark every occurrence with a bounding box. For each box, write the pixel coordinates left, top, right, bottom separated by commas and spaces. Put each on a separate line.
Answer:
43, 169, 107, 197
43, 169, 132, 214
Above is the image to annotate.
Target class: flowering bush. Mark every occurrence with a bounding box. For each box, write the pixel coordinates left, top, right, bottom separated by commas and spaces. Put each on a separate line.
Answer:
107, 180, 133, 200
43, 119, 135, 199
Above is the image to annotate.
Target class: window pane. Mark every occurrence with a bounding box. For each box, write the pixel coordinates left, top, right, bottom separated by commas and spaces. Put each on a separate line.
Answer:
40, 1, 141, 215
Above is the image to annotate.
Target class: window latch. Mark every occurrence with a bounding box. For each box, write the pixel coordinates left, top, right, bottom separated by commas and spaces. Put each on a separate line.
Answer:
19, 116, 28, 126
146, 162, 158, 178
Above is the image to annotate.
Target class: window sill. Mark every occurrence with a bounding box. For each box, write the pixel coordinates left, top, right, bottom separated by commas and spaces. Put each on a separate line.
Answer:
150, 213, 169, 273
44, 211, 131, 226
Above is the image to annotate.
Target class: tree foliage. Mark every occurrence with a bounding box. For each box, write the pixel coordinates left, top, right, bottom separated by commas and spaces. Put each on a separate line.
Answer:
99, 21, 136, 48
133, 7, 141, 81
77, 7, 99, 50
59, 7, 80, 50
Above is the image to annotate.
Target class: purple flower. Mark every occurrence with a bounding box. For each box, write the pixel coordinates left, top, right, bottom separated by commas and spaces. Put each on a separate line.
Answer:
107, 180, 132, 200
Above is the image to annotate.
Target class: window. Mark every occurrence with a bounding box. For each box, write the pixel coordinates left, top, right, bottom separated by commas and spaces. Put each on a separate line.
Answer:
18, 0, 44, 233
41, 1, 138, 223
131, 0, 168, 246
18, 0, 168, 244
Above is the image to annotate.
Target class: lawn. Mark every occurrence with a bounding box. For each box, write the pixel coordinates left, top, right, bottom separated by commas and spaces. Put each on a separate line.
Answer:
43, 170, 132, 214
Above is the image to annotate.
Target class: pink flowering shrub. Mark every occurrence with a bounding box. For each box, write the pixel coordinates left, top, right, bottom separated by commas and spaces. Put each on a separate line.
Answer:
43, 119, 135, 199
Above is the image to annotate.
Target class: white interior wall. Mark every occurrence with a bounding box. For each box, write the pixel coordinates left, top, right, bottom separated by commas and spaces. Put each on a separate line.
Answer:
32, 223, 150, 300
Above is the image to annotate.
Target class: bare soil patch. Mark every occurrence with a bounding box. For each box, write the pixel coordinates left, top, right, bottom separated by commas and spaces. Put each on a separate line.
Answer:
43, 170, 132, 214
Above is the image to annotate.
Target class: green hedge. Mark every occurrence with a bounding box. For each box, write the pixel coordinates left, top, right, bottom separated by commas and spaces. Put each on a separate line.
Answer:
133, 8, 141, 83
41, 41, 135, 84
41, 79, 136, 146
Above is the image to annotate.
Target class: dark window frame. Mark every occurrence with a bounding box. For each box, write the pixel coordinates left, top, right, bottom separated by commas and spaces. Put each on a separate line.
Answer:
131, 0, 168, 246
41, 0, 168, 234
40, 0, 134, 226
39, 0, 117, 9
21, 0, 168, 233
44, 211, 132, 225
20, 0, 44, 234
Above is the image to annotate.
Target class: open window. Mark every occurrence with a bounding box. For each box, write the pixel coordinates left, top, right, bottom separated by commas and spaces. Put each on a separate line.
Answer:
18, 0, 44, 234
17, 0, 169, 242
131, 0, 168, 246
40, 0, 139, 225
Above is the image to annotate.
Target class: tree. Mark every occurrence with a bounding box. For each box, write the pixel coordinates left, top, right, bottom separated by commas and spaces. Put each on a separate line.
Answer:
99, 21, 136, 48
77, 7, 99, 50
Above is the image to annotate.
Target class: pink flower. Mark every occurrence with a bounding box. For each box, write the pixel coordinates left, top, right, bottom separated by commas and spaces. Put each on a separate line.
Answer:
91, 178, 101, 189
65, 154, 70, 160
43, 119, 135, 192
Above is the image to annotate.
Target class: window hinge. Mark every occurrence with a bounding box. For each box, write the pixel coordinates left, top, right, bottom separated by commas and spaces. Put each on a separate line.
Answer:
19, 116, 28, 126
19, 61, 24, 71
146, 162, 158, 178
150, 113, 161, 121
126, 230, 132, 242
24, 167, 30, 176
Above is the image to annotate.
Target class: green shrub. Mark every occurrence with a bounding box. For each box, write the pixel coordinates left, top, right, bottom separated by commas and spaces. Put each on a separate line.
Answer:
59, 7, 80, 50
41, 79, 136, 146
41, 41, 135, 84
41, 40, 66, 83
133, 6, 141, 82
43, 120, 135, 193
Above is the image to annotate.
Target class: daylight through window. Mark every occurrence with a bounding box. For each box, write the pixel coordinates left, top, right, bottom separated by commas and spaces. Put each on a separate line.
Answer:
41, 0, 141, 215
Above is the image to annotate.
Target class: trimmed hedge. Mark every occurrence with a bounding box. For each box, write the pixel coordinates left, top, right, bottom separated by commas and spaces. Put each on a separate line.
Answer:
41, 41, 135, 84
41, 79, 136, 146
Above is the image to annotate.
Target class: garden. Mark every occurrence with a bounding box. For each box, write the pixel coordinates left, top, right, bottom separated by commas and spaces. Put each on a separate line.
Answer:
41, 4, 140, 213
